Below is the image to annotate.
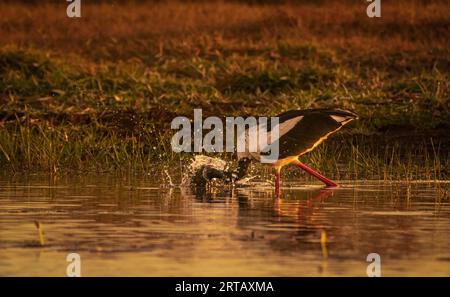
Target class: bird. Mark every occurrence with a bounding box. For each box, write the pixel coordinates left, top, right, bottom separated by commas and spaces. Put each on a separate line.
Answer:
234, 108, 358, 196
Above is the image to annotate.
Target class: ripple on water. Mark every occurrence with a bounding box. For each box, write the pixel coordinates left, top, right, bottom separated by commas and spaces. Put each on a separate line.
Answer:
0, 174, 449, 276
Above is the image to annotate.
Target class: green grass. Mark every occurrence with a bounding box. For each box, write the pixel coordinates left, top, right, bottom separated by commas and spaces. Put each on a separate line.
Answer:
0, 42, 448, 179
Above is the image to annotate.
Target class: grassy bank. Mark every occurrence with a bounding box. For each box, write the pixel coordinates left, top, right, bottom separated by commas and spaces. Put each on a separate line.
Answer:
0, 1, 449, 179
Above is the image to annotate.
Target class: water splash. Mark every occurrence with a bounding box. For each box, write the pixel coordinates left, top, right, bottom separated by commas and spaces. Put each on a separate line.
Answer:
183, 155, 272, 188
182, 155, 229, 187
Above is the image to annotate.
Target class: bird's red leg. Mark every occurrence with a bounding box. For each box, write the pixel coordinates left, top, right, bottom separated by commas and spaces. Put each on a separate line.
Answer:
274, 166, 281, 197
292, 159, 338, 188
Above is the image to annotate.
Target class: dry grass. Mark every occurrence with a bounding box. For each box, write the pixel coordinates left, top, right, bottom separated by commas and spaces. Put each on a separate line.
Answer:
1, 1, 449, 59
0, 0, 448, 175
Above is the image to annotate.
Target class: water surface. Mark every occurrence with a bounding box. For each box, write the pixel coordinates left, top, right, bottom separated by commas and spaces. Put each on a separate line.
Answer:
0, 174, 449, 276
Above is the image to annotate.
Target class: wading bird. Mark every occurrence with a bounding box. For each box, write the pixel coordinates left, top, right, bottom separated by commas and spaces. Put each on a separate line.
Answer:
235, 108, 358, 196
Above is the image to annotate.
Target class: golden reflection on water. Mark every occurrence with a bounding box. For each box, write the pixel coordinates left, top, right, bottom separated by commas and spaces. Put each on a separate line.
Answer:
0, 174, 449, 276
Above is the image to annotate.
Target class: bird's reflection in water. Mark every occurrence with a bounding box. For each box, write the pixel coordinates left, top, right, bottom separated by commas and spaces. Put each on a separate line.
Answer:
273, 190, 333, 221
187, 183, 234, 203
188, 183, 333, 249
186, 184, 333, 274
235, 188, 333, 248
235, 187, 333, 225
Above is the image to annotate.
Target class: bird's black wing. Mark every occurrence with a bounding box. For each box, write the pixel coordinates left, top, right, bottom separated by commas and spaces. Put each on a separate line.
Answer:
262, 112, 343, 160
